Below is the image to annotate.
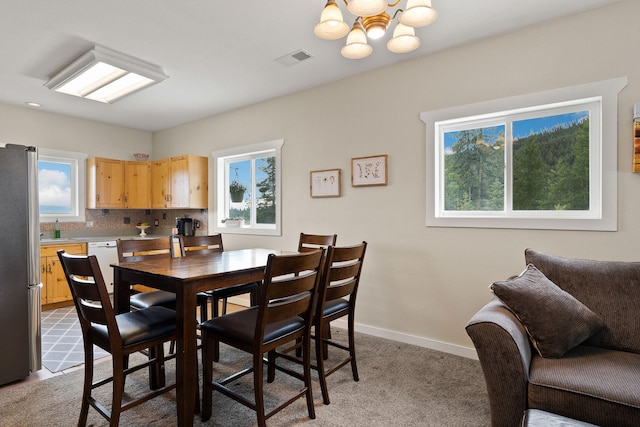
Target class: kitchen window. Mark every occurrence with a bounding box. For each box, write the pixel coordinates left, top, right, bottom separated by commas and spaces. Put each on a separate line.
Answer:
38, 148, 87, 223
421, 77, 626, 231
212, 139, 283, 235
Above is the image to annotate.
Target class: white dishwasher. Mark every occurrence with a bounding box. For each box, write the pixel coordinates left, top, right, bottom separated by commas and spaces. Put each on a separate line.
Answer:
87, 240, 118, 293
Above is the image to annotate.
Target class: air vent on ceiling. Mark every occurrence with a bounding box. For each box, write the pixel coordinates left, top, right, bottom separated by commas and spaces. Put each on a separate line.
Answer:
275, 49, 314, 67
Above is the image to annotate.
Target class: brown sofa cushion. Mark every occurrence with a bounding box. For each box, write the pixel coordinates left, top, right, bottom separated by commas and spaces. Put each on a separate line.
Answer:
491, 264, 605, 358
528, 346, 640, 426
525, 249, 640, 353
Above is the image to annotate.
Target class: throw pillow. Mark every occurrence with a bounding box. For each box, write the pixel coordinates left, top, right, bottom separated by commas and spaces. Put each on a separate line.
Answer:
490, 264, 606, 358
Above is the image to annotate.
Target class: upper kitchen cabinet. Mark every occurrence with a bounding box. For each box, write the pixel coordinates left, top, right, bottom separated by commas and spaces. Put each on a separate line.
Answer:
86, 157, 124, 209
151, 155, 208, 209
123, 161, 151, 208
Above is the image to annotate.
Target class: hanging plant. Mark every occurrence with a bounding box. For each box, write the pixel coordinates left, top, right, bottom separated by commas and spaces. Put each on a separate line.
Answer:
229, 167, 247, 202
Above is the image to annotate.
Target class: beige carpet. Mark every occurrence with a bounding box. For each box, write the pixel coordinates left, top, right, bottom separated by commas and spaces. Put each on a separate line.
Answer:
0, 329, 490, 426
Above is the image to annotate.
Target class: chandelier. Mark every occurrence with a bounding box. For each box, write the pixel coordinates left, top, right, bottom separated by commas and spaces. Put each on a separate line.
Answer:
314, 0, 438, 59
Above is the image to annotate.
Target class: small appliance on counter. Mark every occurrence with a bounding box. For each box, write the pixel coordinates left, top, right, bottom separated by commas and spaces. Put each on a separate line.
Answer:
176, 217, 195, 236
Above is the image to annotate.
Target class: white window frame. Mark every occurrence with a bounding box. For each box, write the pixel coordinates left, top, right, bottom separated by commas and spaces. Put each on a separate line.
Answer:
38, 148, 87, 223
212, 139, 283, 236
420, 77, 627, 231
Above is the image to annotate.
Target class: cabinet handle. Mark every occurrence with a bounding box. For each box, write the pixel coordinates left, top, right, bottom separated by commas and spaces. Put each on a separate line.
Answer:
41, 264, 45, 274
47, 264, 52, 273
96, 194, 100, 202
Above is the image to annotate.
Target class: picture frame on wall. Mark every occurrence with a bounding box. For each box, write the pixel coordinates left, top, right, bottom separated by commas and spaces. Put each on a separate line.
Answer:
310, 168, 341, 197
351, 154, 388, 186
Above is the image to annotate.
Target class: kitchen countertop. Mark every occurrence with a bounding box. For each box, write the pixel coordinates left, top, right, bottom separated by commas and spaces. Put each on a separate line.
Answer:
39, 227, 179, 245
40, 236, 164, 245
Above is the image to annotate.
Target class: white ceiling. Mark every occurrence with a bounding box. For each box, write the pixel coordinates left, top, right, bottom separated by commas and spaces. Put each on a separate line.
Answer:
0, 0, 620, 132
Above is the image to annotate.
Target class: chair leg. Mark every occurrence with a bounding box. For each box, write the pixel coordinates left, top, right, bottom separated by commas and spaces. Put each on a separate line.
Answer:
315, 325, 330, 405
201, 333, 213, 422
267, 350, 276, 383
302, 335, 316, 420
79, 341, 94, 426
148, 344, 166, 389
212, 297, 220, 318
249, 285, 258, 306
221, 297, 228, 315
111, 356, 126, 427
253, 352, 267, 427
200, 299, 209, 322
323, 325, 331, 360
348, 314, 359, 381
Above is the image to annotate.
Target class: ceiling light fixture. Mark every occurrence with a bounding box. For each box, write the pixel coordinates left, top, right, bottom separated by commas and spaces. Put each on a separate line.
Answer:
315, 0, 437, 59
44, 45, 168, 103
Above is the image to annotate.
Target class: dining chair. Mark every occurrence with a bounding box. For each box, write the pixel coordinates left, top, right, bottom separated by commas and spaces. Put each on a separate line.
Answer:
200, 249, 325, 427
298, 232, 337, 252
116, 237, 177, 311
117, 237, 209, 319
57, 250, 177, 427
313, 241, 367, 404
179, 234, 258, 319
274, 241, 367, 405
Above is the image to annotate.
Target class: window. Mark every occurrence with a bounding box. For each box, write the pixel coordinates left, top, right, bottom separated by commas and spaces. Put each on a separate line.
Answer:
38, 148, 87, 223
421, 77, 626, 231
213, 139, 283, 235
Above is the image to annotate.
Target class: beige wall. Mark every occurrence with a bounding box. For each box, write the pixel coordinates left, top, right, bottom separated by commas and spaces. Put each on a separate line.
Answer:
153, 0, 640, 357
0, 104, 151, 158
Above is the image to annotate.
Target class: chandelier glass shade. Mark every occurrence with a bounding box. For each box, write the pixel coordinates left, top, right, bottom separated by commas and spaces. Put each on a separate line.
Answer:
315, 0, 437, 59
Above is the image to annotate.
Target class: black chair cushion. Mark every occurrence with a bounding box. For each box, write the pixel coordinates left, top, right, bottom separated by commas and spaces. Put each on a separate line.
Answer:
323, 298, 349, 318
200, 307, 304, 345
92, 306, 176, 348
130, 290, 176, 310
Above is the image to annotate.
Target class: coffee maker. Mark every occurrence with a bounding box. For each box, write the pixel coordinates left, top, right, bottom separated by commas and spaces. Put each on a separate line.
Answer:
175, 217, 195, 236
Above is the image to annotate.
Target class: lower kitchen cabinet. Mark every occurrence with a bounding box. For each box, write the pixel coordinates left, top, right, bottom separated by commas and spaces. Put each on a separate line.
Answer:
41, 242, 87, 309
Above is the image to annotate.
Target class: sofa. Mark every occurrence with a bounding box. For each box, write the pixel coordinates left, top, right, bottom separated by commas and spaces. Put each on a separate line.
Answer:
466, 248, 640, 426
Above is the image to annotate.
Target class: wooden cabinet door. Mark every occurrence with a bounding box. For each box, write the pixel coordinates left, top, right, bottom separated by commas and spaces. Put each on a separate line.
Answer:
41, 243, 86, 307
46, 256, 72, 304
170, 155, 189, 207
170, 155, 208, 209
124, 161, 151, 208
151, 158, 171, 208
87, 158, 124, 208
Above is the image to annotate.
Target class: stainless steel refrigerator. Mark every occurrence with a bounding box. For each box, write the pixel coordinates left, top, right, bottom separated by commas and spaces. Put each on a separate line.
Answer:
0, 144, 42, 385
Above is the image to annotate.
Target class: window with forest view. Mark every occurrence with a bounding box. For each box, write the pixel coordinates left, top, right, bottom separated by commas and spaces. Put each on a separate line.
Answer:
213, 139, 283, 235
443, 109, 591, 213
421, 77, 626, 231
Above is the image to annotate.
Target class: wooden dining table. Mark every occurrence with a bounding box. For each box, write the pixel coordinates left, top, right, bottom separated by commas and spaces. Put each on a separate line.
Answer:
112, 247, 287, 427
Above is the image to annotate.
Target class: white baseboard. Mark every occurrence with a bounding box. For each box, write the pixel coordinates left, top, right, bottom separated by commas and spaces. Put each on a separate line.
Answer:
330, 319, 479, 360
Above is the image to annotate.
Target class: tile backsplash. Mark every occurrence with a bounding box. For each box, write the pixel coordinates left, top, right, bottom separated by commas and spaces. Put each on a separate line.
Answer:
41, 209, 208, 237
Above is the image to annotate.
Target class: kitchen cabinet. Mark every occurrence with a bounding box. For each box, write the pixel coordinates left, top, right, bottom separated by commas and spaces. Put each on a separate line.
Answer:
86, 157, 124, 208
151, 154, 208, 209
41, 242, 87, 309
124, 161, 151, 208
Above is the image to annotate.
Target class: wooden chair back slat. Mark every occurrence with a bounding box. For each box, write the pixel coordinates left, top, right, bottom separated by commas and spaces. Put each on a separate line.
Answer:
179, 234, 224, 257
116, 237, 172, 262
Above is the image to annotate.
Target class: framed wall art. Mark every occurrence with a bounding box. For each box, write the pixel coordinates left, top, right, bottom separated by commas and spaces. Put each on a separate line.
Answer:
351, 154, 388, 186
310, 168, 341, 197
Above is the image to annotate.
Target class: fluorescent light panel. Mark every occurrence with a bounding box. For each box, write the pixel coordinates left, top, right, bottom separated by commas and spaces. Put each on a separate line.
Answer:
45, 46, 168, 103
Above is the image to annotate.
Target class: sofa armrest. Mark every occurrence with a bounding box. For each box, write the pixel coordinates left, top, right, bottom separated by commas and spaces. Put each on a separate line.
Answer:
466, 299, 533, 427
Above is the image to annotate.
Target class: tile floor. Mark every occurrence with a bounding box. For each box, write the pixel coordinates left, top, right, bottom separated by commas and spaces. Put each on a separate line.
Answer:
41, 305, 110, 373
